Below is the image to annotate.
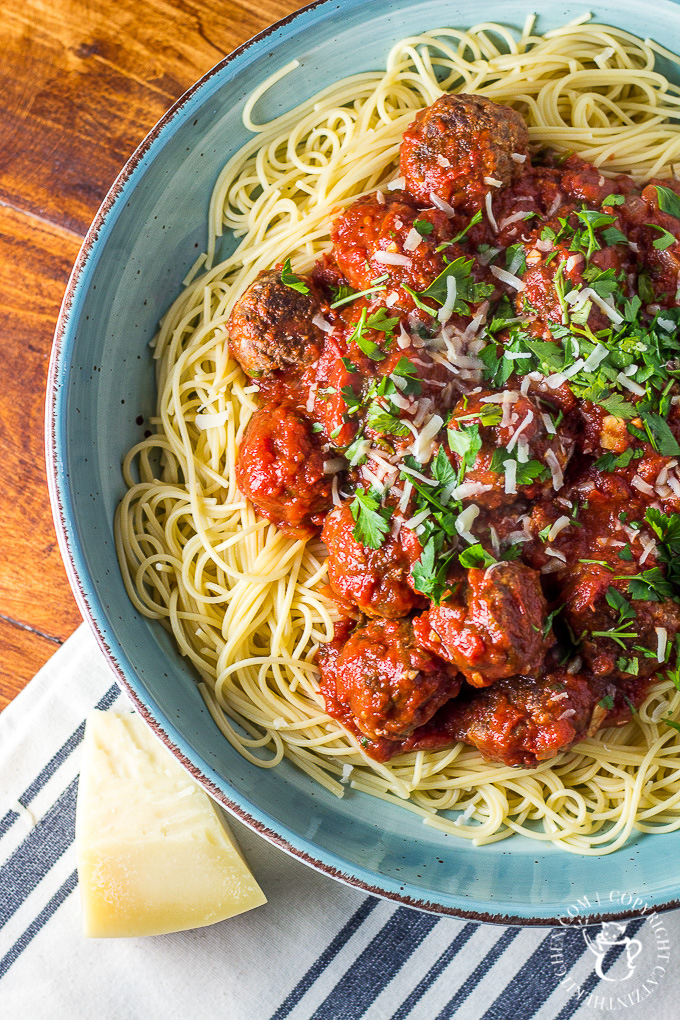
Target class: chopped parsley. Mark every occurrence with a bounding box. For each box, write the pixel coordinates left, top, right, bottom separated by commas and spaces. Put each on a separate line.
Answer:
640, 412, 680, 456
648, 224, 677, 251
414, 218, 434, 236
280, 258, 309, 294
349, 488, 391, 549
348, 308, 395, 360
365, 403, 411, 436
437, 209, 483, 250
505, 243, 527, 277
330, 281, 388, 309
655, 185, 680, 220
594, 448, 634, 472
489, 448, 550, 485
458, 544, 496, 569
448, 424, 482, 479
391, 357, 422, 396
420, 256, 494, 312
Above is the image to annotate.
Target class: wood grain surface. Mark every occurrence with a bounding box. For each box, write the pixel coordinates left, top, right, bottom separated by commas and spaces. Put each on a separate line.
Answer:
0, 0, 302, 710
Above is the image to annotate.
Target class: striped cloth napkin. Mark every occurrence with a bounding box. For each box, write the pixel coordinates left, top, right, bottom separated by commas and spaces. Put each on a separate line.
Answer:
1, 625, 678, 1020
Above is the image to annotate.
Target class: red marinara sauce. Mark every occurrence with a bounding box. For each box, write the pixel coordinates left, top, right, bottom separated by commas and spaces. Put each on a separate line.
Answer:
227, 92, 680, 768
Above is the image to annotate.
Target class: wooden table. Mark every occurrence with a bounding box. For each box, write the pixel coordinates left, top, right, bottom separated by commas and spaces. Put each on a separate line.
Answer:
0, 0, 301, 710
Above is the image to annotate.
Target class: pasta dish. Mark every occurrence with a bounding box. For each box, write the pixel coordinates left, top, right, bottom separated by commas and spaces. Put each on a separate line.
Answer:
116, 16, 680, 853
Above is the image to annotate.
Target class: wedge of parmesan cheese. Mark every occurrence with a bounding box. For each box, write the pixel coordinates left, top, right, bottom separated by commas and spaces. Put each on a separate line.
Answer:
76, 711, 266, 938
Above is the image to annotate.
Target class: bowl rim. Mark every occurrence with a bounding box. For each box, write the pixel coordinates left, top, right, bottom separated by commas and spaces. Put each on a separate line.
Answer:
44, 0, 680, 926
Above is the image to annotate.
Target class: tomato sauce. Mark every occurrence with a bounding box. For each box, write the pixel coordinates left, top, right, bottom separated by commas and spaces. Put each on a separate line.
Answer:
227, 92, 680, 767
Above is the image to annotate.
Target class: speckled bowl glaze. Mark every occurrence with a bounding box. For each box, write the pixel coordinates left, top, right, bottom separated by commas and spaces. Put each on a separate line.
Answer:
47, 0, 680, 924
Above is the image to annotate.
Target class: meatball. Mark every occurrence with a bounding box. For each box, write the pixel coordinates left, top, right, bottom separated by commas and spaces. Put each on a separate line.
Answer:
399, 94, 529, 211
227, 269, 326, 378
444, 670, 604, 767
331, 191, 455, 308
236, 405, 332, 538
413, 561, 553, 686
322, 503, 424, 619
519, 233, 632, 338
319, 618, 460, 743
446, 391, 573, 510
561, 565, 680, 680
622, 181, 680, 305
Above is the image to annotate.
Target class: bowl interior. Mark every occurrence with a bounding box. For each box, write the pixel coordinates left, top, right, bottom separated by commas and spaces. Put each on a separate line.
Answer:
50, 0, 680, 921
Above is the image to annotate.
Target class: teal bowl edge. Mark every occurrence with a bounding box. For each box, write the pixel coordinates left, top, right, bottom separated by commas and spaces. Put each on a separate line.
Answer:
45, 0, 680, 924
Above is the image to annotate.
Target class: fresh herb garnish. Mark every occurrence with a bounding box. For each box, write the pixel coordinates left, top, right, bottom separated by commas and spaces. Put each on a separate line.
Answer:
448, 424, 482, 479
489, 448, 550, 485
280, 258, 309, 294
330, 282, 388, 309
602, 194, 625, 207
655, 185, 680, 220
366, 402, 412, 436
640, 412, 680, 456
458, 544, 497, 569
419, 256, 494, 312
437, 210, 484, 250
648, 224, 677, 251
349, 488, 391, 549
414, 218, 434, 236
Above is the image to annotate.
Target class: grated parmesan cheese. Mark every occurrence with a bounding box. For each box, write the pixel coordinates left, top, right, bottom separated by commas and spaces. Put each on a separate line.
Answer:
504, 458, 517, 494
547, 515, 571, 541
656, 627, 668, 663
632, 475, 655, 496
485, 191, 498, 232
506, 410, 534, 453
545, 449, 564, 490
616, 372, 645, 396
312, 312, 334, 333
373, 250, 413, 268
404, 227, 424, 252
490, 265, 525, 291
455, 503, 480, 543
438, 275, 458, 323
429, 191, 456, 216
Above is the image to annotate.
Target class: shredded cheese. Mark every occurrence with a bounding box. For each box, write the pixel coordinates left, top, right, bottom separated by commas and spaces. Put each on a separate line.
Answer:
485, 191, 498, 232
504, 458, 517, 494
506, 410, 534, 453
545, 449, 564, 490
490, 265, 525, 290
656, 627, 668, 663
373, 250, 413, 267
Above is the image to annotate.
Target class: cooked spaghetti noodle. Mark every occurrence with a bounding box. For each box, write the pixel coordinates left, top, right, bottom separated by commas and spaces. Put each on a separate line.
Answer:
115, 16, 680, 853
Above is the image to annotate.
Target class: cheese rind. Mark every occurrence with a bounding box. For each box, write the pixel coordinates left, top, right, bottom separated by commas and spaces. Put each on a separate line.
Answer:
76, 710, 266, 937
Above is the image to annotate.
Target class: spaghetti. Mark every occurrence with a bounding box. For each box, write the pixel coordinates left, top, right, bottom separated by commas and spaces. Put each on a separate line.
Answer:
116, 17, 680, 853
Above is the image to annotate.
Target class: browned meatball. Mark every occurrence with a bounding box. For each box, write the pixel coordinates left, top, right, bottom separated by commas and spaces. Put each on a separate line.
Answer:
322, 503, 424, 619
519, 231, 632, 338
330, 192, 456, 310
446, 392, 573, 510
236, 405, 332, 538
561, 564, 680, 680
399, 94, 529, 211
318, 618, 461, 743
444, 670, 605, 766
227, 269, 326, 378
413, 562, 553, 686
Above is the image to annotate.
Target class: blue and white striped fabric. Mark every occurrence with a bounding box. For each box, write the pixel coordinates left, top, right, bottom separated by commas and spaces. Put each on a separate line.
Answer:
1, 626, 678, 1019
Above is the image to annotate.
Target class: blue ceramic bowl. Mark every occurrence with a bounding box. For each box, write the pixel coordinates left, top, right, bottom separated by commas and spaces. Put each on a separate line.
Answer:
47, 0, 680, 924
